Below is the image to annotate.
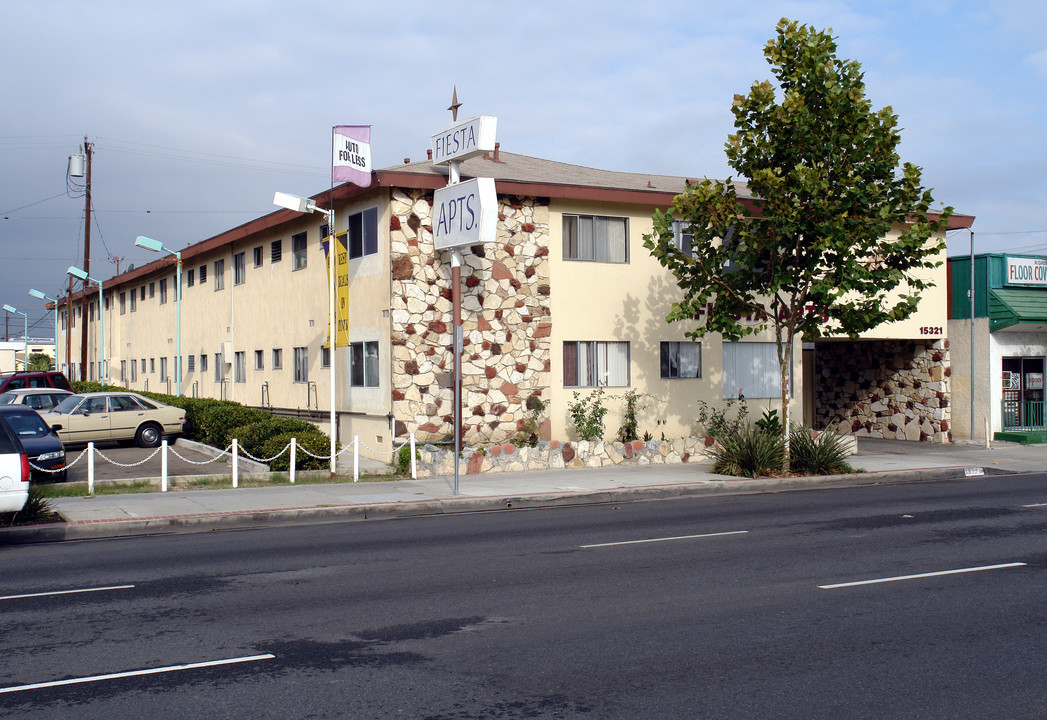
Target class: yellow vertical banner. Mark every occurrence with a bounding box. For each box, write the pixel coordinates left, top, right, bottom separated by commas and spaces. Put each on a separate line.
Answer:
323, 230, 351, 348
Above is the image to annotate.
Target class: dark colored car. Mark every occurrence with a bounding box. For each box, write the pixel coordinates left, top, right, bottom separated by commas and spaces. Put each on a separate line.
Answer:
0, 371, 73, 394
0, 406, 67, 481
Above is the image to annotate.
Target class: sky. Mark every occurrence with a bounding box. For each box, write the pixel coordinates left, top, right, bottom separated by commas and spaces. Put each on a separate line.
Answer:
2, 0, 1045, 339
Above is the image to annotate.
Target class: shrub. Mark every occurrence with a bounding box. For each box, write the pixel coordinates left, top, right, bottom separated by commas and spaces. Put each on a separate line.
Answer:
512, 394, 550, 447
232, 416, 323, 461
568, 389, 608, 441
14, 485, 57, 524
258, 430, 330, 472
755, 408, 782, 437
396, 443, 418, 475
789, 427, 853, 475
710, 424, 784, 478
696, 394, 749, 440
617, 390, 648, 443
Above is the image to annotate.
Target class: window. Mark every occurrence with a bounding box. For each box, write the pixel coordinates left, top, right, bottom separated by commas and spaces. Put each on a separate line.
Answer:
130, 359, 137, 382
187, 268, 195, 287
670, 221, 697, 258
321, 347, 330, 369
149, 358, 155, 373
254, 350, 263, 370
253, 246, 263, 268
660, 342, 701, 379
199, 264, 207, 284
272, 348, 283, 370
234, 252, 246, 285
292, 232, 307, 270
271, 239, 282, 263
141, 358, 146, 374
214, 352, 223, 382
214, 259, 225, 290
293, 347, 308, 383
187, 355, 195, 373
563, 215, 628, 263
347, 207, 379, 259
563, 341, 630, 387
159, 278, 168, 304
722, 342, 787, 399
119, 292, 126, 315
350, 341, 380, 387
160, 357, 168, 382
140, 286, 146, 301
89, 302, 95, 322
200, 354, 208, 373
234, 351, 246, 383
120, 361, 126, 382
147, 282, 154, 299
130, 291, 136, 312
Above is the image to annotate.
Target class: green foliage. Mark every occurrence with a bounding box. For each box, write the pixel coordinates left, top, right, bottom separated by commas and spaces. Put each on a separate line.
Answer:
567, 389, 609, 442
513, 394, 550, 447
644, 18, 951, 470
789, 427, 853, 475
696, 394, 749, 440
258, 430, 329, 472
396, 443, 418, 475
710, 424, 784, 479
617, 390, 648, 442
231, 416, 320, 459
15, 485, 56, 523
755, 409, 782, 437
28, 353, 52, 371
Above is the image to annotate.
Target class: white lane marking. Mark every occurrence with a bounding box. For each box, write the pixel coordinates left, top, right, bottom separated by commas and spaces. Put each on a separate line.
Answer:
0, 654, 276, 695
0, 585, 135, 601
581, 530, 749, 549
819, 562, 1028, 590
1023, 503, 1047, 508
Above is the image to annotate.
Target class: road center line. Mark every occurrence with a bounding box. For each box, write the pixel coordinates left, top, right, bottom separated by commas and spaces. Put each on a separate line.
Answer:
1022, 503, 1047, 508
0, 584, 135, 601
0, 654, 276, 695
819, 562, 1027, 590
581, 530, 749, 549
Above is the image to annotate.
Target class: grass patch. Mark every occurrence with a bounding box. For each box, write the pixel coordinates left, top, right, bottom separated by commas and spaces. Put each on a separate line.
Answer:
32, 471, 397, 497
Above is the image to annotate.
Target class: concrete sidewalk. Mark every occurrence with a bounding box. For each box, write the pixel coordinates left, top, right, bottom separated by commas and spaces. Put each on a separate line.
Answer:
4, 437, 1044, 544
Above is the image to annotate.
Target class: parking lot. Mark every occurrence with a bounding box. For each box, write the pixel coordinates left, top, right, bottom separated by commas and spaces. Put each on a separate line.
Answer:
53, 440, 231, 484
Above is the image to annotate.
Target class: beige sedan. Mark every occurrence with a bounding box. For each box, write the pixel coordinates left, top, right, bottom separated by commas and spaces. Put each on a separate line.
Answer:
45, 392, 185, 448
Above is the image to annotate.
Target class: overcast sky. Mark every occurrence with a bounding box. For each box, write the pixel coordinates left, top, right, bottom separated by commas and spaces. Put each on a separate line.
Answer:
2, 0, 1045, 338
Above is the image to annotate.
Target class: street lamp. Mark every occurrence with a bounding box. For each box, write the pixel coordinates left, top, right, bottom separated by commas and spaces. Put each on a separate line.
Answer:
2, 304, 28, 371
28, 289, 59, 372
274, 191, 337, 474
67, 266, 105, 384
135, 235, 182, 396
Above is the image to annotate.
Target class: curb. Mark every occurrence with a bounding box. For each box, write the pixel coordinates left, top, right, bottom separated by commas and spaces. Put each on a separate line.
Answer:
0, 464, 1013, 545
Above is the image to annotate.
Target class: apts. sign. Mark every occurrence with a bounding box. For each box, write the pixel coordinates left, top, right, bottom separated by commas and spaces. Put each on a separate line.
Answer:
1006, 256, 1047, 286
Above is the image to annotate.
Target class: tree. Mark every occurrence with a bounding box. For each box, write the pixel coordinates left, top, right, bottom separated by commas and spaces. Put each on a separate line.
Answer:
28, 353, 52, 371
644, 18, 951, 470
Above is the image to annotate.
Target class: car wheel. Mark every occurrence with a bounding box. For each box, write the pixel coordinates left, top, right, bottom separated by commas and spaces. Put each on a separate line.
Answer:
135, 422, 163, 448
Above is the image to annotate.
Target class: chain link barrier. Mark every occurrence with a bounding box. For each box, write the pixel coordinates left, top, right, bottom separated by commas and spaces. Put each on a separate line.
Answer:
94, 446, 161, 468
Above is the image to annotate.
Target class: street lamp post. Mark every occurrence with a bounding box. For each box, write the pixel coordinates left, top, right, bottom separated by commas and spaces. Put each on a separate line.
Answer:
66, 266, 105, 384
2, 305, 28, 370
274, 191, 337, 475
135, 236, 182, 396
28, 289, 59, 372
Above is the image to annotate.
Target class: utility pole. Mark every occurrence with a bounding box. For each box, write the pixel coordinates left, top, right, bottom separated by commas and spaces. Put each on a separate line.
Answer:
79, 138, 93, 381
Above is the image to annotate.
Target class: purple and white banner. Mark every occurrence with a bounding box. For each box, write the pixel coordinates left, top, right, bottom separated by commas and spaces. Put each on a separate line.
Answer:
332, 125, 371, 186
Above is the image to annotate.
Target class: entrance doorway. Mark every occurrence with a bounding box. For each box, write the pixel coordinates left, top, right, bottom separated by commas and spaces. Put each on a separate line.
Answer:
1002, 356, 1045, 429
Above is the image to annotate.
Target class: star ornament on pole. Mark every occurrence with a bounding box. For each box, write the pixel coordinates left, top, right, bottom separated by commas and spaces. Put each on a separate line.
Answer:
448, 86, 462, 122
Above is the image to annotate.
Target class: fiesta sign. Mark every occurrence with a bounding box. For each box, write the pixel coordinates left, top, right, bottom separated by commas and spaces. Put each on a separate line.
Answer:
430, 115, 497, 164
1006, 256, 1047, 286
433, 178, 497, 250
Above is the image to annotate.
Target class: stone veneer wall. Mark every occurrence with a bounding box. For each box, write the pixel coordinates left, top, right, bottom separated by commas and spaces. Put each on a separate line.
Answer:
815, 339, 951, 443
389, 188, 552, 445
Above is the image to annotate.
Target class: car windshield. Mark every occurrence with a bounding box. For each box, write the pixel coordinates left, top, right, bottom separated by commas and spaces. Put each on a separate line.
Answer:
52, 395, 85, 414
0, 393, 16, 405
2, 410, 50, 437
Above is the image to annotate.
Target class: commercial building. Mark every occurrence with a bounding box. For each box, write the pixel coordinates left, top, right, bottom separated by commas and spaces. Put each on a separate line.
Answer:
57, 146, 970, 458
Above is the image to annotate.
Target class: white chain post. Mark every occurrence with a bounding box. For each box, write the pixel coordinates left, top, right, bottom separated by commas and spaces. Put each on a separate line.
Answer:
410, 433, 417, 479
232, 438, 239, 488
161, 439, 168, 492
87, 441, 95, 495
353, 435, 359, 483
290, 437, 296, 484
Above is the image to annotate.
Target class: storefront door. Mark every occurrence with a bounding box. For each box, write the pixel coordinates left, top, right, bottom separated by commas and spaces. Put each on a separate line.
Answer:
1002, 357, 1045, 429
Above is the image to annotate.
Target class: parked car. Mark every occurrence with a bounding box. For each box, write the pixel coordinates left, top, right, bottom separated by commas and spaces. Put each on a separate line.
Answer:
0, 412, 30, 512
0, 371, 73, 394
45, 392, 185, 448
0, 387, 74, 411
0, 406, 66, 481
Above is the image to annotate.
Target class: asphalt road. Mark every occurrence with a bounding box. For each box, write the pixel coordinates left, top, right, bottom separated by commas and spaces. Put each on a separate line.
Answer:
1, 474, 1045, 718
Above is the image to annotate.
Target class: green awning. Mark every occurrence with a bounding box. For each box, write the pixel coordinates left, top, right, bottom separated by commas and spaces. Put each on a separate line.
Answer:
989, 288, 1047, 331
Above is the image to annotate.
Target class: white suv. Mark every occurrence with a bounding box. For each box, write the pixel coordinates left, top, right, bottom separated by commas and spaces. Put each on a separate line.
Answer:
0, 414, 30, 513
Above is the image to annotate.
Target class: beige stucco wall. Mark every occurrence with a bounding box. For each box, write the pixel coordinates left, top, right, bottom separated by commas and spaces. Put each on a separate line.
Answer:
547, 199, 801, 442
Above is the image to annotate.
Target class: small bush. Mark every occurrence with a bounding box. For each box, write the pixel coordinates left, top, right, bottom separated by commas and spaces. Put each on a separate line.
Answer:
13, 485, 57, 525
696, 394, 749, 440
231, 416, 324, 461
755, 408, 782, 437
710, 424, 784, 478
617, 390, 648, 443
512, 394, 550, 447
568, 389, 608, 442
258, 430, 330, 472
396, 443, 418, 475
789, 427, 853, 475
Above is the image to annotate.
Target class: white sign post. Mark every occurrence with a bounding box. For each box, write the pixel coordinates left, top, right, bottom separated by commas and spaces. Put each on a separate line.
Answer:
429, 95, 497, 495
